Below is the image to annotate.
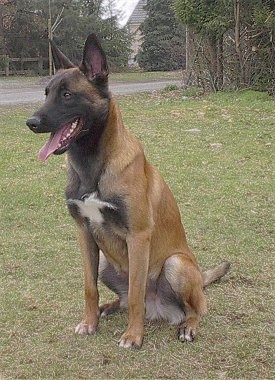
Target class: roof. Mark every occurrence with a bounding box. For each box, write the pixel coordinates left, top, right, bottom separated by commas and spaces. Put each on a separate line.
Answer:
128, 0, 147, 25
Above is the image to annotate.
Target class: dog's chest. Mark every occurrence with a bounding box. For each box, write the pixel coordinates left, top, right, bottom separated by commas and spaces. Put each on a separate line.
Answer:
69, 193, 115, 224
68, 192, 128, 234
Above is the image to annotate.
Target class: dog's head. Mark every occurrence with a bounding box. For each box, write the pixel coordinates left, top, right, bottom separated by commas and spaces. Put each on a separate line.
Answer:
26, 34, 109, 161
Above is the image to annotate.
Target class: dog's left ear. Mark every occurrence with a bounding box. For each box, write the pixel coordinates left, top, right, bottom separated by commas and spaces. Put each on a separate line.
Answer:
49, 39, 75, 70
80, 34, 108, 82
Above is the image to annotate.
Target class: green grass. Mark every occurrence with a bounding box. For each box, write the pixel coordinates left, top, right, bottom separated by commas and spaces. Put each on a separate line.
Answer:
0, 70, 182, 87
1, 90, 274, 379
110, 70, 182, 83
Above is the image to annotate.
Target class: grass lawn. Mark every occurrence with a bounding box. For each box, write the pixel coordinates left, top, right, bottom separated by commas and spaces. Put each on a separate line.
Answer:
0, 70, 182, 88
1, 89, 274, 379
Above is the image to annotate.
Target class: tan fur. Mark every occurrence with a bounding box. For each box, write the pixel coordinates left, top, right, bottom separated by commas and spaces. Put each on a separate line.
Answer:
73, 99, 229, 347
27, 35, 230, 348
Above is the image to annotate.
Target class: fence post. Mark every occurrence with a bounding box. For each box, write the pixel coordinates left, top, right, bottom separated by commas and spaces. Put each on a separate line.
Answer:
38, 56, 43, 75
5, 55, 9, 76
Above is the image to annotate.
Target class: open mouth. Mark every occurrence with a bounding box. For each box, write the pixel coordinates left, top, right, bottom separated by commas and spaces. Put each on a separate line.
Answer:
39, 117, 84, 161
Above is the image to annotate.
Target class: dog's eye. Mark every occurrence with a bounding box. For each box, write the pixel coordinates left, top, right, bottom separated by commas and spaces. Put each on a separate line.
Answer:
45, 88, 49, 97
63, 91, 72, 100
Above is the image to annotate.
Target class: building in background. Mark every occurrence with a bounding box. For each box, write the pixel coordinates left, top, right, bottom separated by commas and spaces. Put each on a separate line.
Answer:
127, 0, 147, 66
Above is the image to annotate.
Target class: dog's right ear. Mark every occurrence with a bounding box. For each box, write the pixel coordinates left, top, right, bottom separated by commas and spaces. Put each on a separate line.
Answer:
49, 39, 75, 70
80, 34, 108, 82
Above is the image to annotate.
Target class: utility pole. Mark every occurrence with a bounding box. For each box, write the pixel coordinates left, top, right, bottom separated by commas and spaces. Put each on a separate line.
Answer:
48, 0, 64, 76
48, 0, 52, 76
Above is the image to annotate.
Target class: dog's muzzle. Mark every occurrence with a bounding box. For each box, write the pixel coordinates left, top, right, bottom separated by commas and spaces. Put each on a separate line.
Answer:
26, 116, 49, 133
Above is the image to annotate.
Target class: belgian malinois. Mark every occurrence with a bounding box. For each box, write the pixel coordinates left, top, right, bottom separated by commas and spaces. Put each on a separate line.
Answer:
26, 34, 230, 348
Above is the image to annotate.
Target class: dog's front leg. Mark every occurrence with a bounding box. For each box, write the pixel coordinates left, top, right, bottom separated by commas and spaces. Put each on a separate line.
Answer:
119, 231, 150, 348
75, 223, 100, 336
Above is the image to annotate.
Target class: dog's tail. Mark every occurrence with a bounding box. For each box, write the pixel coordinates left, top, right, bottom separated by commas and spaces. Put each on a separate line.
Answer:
202, 261, 231, 287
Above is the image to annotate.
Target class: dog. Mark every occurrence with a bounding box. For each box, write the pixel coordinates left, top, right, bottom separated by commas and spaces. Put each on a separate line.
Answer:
26, 34, 230, 348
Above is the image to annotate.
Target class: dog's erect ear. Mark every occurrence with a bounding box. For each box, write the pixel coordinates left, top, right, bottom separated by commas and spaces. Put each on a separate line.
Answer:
80, 34, 108, 81
49, 39, 75, 70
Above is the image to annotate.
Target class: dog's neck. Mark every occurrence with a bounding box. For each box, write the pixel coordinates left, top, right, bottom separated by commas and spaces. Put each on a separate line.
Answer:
101, 98, 126, 152
65, 97, 143, 200
68, 97, 123, 154
101, 98, 143, 172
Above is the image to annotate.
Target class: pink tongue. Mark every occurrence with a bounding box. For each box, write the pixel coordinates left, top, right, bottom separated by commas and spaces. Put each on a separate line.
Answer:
39, 128, 65, 161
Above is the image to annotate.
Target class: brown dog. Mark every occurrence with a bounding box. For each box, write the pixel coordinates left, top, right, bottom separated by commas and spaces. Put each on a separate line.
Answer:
26, 34, 230, 348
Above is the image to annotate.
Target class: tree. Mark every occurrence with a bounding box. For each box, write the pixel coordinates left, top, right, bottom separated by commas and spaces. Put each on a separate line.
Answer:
0, 0, 130, 72
174, 0, 232, 90
174, 0, 275, 91
47, 0, 131, 69
1, 0, 48, 57
240, 0, 275, 91
137, 0, 185, 71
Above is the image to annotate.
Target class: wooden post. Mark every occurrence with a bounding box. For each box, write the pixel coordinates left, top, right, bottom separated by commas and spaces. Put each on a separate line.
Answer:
234, 0, 243, 86
5, 55, 9, 76
48, 0, 52, 76
48, 1, 64, 76
185, 26, 189, 72
38, 56, 43, 75
48, 18, 52, 76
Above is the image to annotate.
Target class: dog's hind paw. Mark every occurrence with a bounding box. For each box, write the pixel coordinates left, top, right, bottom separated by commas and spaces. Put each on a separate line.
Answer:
100, 299, 121, 317
75, 322, 97, 335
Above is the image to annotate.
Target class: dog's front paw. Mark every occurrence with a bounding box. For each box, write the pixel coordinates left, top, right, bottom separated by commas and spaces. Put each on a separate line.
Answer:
75, 321, 97, 335
178, 324, 196, 342
118, 331, 143, 349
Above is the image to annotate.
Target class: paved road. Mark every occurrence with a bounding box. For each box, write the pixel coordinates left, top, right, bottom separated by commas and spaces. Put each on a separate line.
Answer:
0, 79, 181, 105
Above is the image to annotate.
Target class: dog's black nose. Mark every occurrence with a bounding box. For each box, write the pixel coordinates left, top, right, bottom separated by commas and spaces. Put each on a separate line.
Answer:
26, 116, 42, 132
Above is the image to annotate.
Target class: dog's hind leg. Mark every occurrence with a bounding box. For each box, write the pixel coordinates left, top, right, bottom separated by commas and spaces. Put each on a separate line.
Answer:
177, 290, 207, 342
163, 253, 207, 342
99, 252, 129, 316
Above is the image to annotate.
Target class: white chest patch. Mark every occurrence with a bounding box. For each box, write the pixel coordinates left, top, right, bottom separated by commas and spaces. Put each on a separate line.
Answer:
69, 193, 117, 225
